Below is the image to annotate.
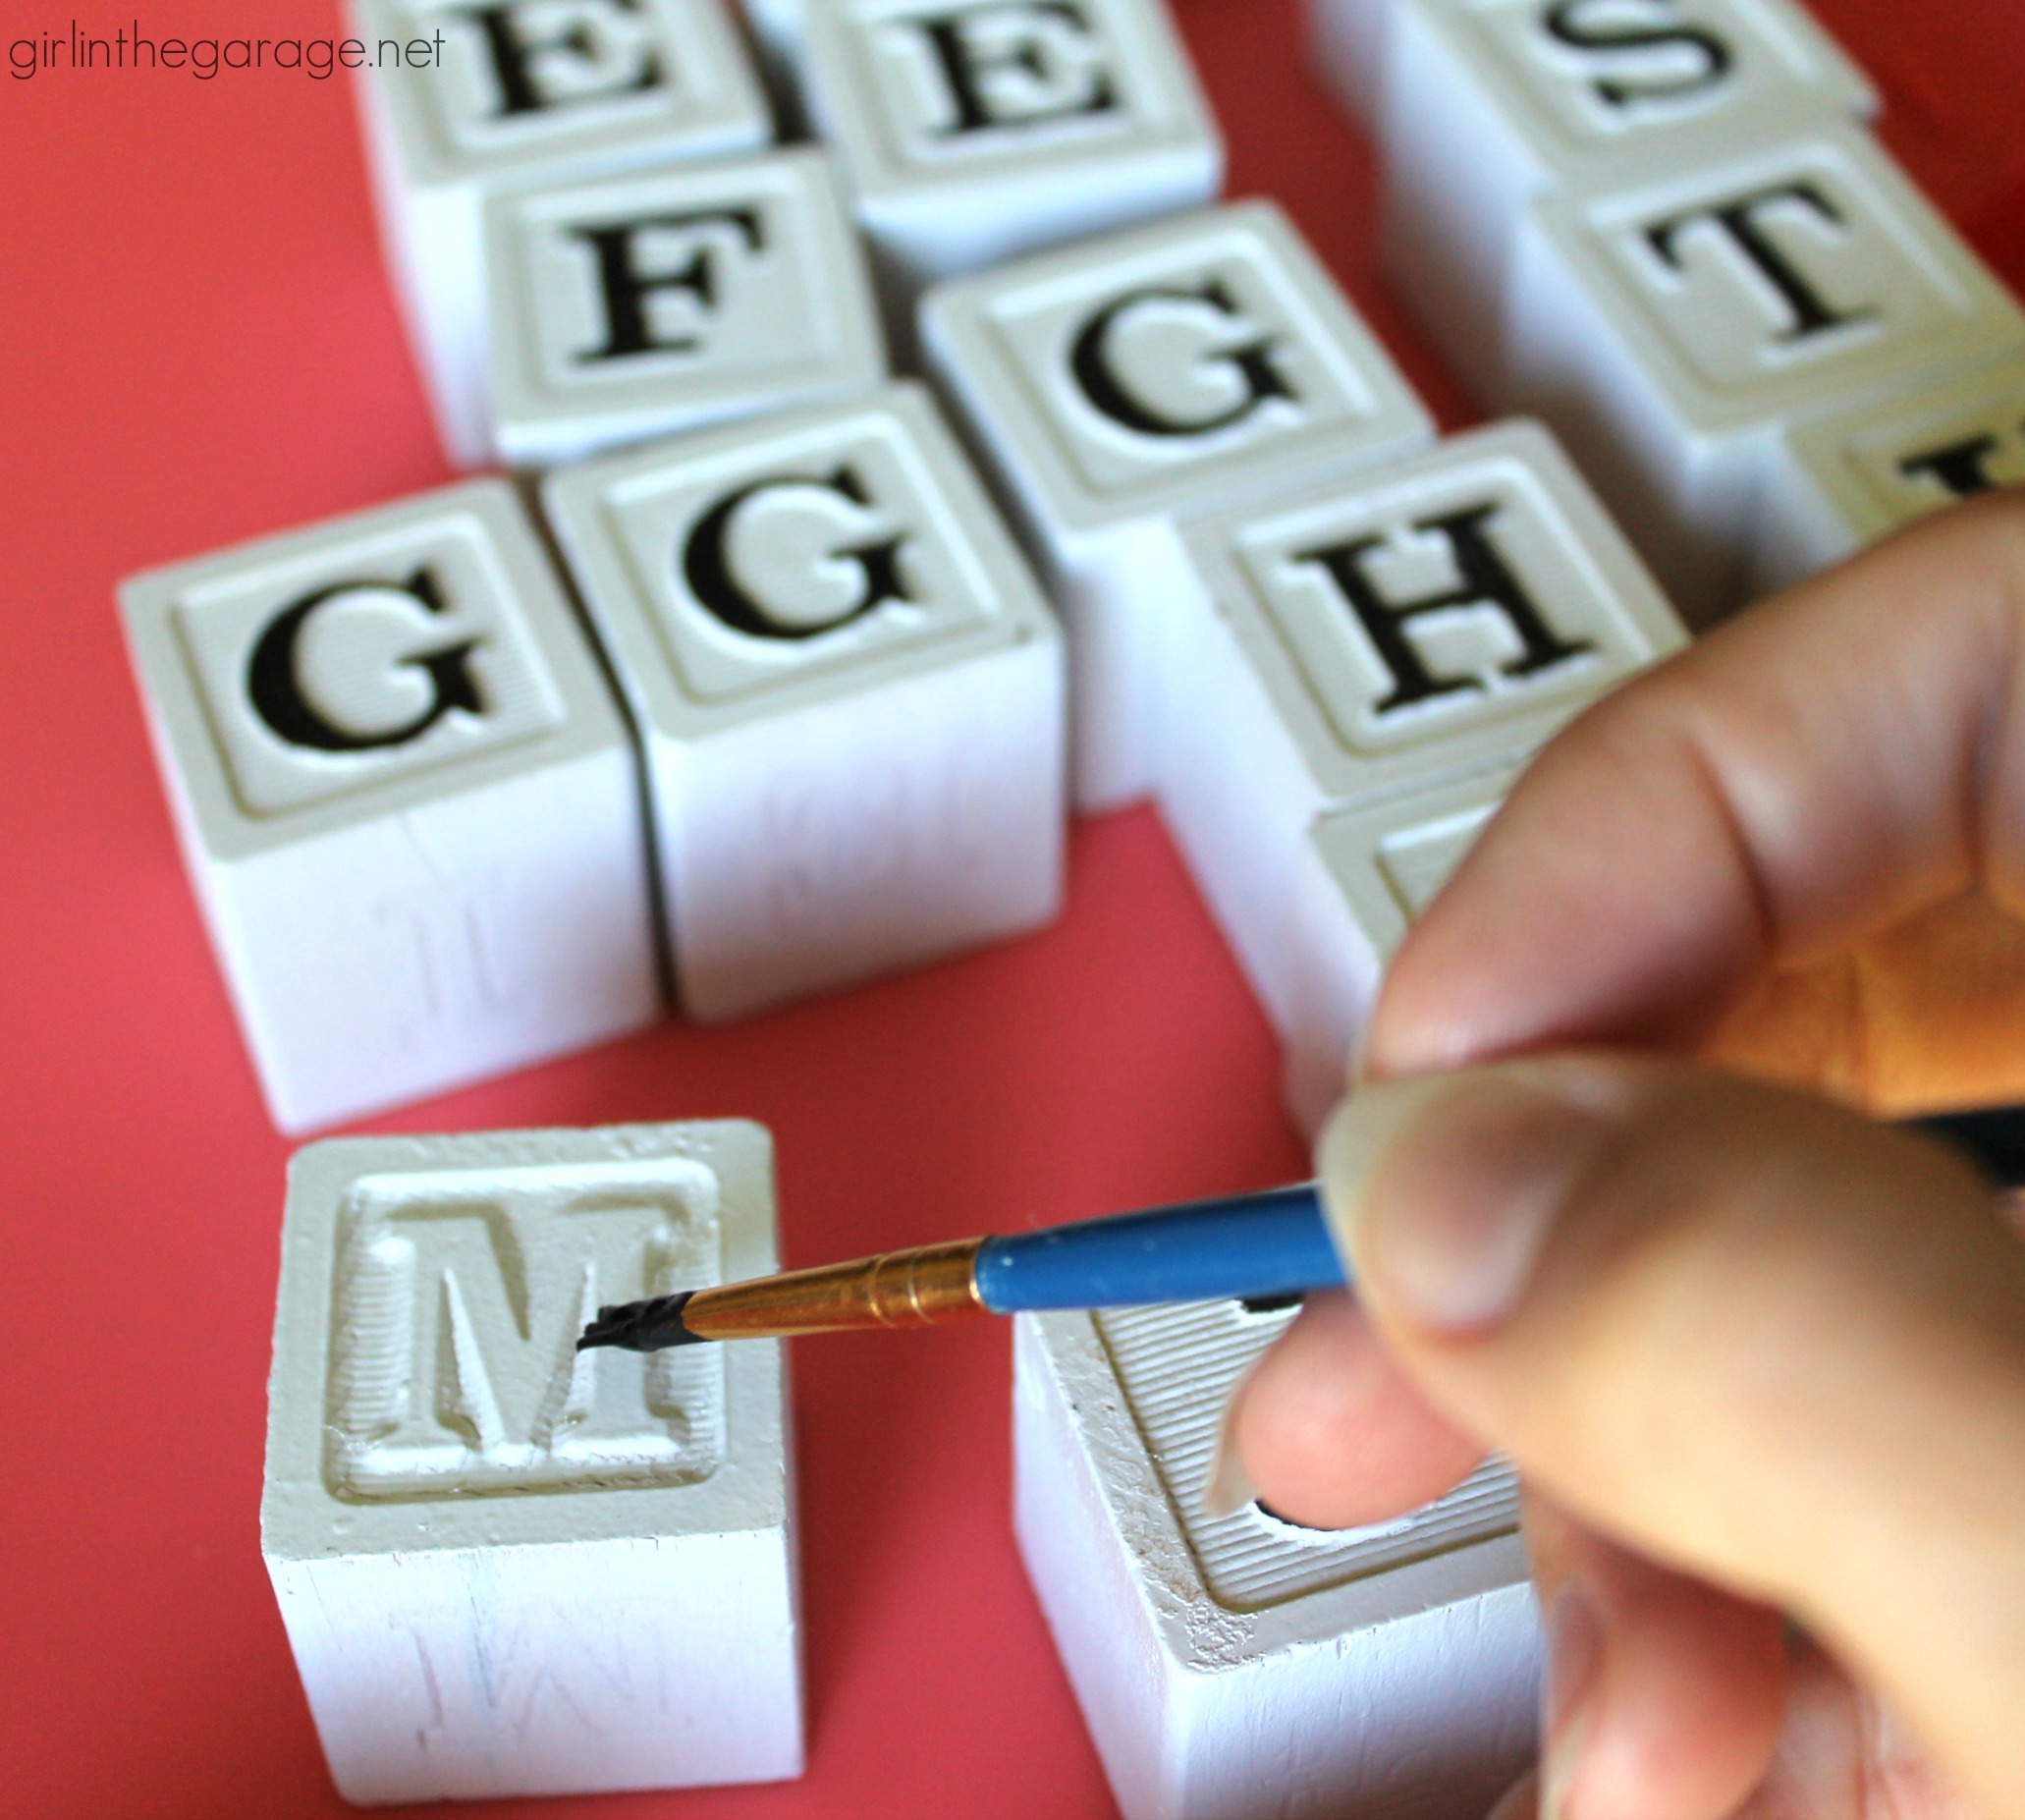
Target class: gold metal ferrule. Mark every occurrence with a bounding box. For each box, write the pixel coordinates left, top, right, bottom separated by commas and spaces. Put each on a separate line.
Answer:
676, 1239, 991, 1343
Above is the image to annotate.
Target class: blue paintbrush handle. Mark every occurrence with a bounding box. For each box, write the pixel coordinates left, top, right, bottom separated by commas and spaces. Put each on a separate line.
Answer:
969, 1109, 2025, 1317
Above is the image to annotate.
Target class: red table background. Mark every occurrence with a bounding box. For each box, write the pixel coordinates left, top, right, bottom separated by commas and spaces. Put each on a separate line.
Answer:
3, 3, 2021, 1814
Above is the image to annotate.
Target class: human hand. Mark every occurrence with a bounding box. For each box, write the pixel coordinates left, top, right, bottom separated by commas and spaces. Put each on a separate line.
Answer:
1225, 496, 2025, 1820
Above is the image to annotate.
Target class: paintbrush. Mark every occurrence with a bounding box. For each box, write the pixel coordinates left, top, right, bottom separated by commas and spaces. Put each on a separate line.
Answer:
577, 1105, 2025, 1352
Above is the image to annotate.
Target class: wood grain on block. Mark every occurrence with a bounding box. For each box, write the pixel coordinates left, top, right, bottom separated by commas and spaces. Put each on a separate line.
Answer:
118, 480, 660, 1134
484, 148, 886, 469
1284, 766, 1517, 1135
1503, 125, 2025, 624
543, 381, 1066, 1020
921, 201, 1433, 809
1751, 350, 2025, 594
1014, 1307, 1537, 1820
799, 0, 1223, 299
1162, 418, 1683, 1035
1380, 0, 1875, 405
348, 0, 769, 468
262, 1123, 800, 1806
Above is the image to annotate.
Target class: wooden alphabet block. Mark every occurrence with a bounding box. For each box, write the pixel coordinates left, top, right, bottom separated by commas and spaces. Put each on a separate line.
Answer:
350, 0, 770, 467
262, 1122, 800, 1805
1015, 1304, 1537, 1820
119, 480, 661, 1133
543, 382, 1066, 1020
484, 147, 887, 468
1380, 0, 1875, 406
1751, 350, 2025, 594
799, 0, 1223, 302
1283, 766, 1517, 1135
1161, 419, 1684, 1035
1503, 125, 2025, 622
922, 201, 1433, 809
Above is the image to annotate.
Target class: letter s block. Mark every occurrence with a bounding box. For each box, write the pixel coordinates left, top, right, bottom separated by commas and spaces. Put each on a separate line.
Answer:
800, 0, 1223, 298
1015, 1303, 1536, 1820
543, 381, 1066, 1020
922, 202, 1433, 809
119, 480, 660, 1133
348, 0, 770, 468
263, 1121, 800, 1804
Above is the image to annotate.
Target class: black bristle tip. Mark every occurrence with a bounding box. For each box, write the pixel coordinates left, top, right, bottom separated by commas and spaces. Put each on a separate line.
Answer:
576, 1291, 708, 1353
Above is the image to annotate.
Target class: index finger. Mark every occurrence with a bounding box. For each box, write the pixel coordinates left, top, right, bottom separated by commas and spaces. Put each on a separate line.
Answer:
1366, 493, 2025, 1086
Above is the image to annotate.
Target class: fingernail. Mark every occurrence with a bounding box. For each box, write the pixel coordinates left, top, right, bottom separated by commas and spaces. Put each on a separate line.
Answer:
1317, 1066, 1621, 1333
1541, 1585, 1603, 1820
1201, 1363, 1261, 1519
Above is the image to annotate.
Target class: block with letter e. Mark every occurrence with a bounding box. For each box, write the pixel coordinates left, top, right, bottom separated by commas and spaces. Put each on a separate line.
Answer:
484, 146, 887, 468
262, 1121, 800, 1805
543, 381, 1066, 1020
799, 0, 1223, 300
348, 0, 770, 466
922, 202, 1433, 809
1161, 418, 1685, 1041
118, 479, 660, 1133
1503, 126, 2025, 623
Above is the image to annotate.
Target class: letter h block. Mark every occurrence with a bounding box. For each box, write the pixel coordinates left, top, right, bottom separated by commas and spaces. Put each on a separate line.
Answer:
1503, 126, 2025, 623
262, 1121, 801, 1804
1015, 1302, 1537, 1820
923, 202, 1434, 810
118, 480, 661, 1133
1162, 419, 1685, 1049
482, 146, 888, 468
799, 0, 1224, 303
543, 382, 1066, 1020
1377, 0, 1875, 407
348, 0, 770, 467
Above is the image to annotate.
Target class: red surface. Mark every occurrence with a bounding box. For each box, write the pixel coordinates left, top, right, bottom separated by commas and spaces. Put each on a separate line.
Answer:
2, 3, 2021, 1815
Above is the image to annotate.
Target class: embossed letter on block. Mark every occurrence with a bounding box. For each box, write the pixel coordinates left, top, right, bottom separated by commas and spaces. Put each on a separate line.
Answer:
1162, 418, 1684, 1037
119, 480, 660, 1133
263, 1122, 800, 1805
922, 201, 1433, 809
544, 381, 1066, 1020
350, 0, 770, 466
800, 0, 1223, 296
1015, 1303, 1537, 1820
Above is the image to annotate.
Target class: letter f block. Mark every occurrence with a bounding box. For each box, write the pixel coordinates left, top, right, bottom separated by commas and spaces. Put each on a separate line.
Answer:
262, 1121, 801, 1804
118, 480, 660, 1133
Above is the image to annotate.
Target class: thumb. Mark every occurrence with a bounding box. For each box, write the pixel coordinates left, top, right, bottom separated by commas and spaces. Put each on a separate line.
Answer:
1319, 1057, 2025, 1820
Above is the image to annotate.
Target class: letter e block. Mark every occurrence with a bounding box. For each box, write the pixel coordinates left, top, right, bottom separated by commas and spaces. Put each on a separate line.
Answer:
349, 0, 770, 467
119, 480, 660, 1133
543, 382, 1066, 1020
923, 202, 1433, 809
1504, 127, 2025, 623
1015, 1303, 1537, 1820
1380, 0, 1874, 403
800, 0, 1223, 299
262, 1122, 800, 1804
1162, 419, 1683, 1035
484, 147, 887, 468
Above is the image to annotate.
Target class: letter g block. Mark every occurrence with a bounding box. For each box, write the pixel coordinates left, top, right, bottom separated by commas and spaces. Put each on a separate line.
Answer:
119, 480, 661, 1133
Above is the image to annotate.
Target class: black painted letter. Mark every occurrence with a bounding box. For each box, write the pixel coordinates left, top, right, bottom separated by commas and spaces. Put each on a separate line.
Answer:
1644, 181, 1875, 343
1069, 281, 1296, 438
910, 1, 1115, 138
454, 0, 659, 119
1542, 0, 1731, 109
570, 209, 764, 363
1898, 432, 2010, 499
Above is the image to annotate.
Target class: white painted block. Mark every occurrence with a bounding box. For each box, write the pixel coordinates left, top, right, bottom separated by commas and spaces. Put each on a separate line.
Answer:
484, 147, 886, 469
1751, 349, 2025, 594
1380, 0, 1875, 406
543, 381, 1066, 1020
263, 1121, 800, 1805
1015, 1303, 1538, 1820
922, 201, 1434, 809
1504, 125, 2025, 624
799, 0, 1224, 300
1308, 0, 1398, 123
118, 480, 660, 1134
739, 0, 805, 78
1162, 419, 1684, 1033
1283, 765, 1518, 1136
349, 0, 770, 467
